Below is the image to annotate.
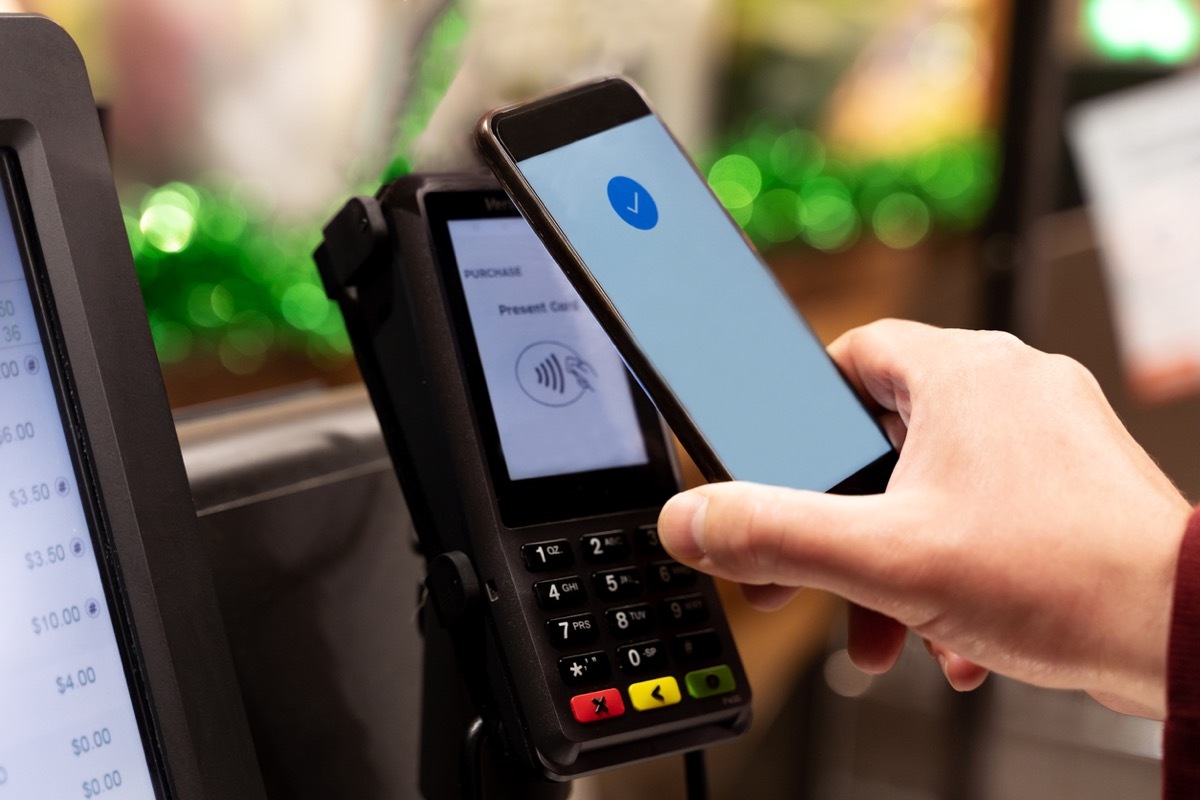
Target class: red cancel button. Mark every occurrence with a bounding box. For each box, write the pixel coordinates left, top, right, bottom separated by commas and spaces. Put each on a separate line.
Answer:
569, 688, 625, 724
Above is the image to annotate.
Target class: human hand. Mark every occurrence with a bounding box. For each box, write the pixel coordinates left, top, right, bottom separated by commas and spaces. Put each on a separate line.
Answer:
658, 319, 1192, 718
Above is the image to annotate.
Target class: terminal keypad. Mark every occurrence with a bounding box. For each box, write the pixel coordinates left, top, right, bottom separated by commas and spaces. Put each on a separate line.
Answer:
525, 523, 736, 725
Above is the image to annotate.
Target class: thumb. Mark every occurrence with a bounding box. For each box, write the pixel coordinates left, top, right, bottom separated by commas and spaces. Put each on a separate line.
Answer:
658, 481, 917, 604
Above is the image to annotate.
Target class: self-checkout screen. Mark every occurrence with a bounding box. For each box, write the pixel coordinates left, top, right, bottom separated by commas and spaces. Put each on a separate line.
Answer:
0, 178, 157, 798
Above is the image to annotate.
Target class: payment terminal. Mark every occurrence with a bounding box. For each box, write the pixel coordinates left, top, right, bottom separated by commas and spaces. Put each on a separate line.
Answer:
315, 174, 752, 785
0, 16, 264, 800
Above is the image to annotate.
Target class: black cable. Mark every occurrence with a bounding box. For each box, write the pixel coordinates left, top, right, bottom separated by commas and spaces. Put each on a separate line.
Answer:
684, 749, 708, 800
462, 716, 486, 800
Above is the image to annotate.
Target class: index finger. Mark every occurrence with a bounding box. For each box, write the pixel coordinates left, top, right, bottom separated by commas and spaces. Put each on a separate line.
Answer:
827, 318, 946, 422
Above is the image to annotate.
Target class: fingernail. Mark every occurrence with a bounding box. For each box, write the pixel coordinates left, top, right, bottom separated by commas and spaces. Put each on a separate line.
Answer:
659, 492, 709, 561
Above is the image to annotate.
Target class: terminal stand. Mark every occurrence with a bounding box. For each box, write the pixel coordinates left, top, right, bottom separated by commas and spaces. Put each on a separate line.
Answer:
419, 552, 572, 800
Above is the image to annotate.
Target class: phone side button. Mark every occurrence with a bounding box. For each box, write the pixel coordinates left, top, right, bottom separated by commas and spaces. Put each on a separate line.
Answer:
569, 688, 626, 724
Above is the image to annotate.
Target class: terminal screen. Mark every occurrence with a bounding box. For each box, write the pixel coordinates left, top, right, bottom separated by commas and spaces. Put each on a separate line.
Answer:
447, 216, 650, 482
0, 177, 159, 797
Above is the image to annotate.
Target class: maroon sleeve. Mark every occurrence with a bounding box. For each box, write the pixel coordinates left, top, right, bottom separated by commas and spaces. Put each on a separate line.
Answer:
1164, 505, 1200, 799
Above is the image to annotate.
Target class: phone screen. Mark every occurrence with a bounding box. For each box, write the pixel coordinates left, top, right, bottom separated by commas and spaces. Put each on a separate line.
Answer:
0, 174, 158, 797
446, 215, 650, 481
514, 112, 892, 492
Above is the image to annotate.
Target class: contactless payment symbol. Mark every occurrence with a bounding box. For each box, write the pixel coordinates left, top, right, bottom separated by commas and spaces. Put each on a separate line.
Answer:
516, 341, 597, 407
607, 176, 658, 230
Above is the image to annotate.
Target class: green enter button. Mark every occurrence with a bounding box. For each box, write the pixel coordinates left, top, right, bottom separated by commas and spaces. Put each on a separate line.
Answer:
684, 665, 736, 699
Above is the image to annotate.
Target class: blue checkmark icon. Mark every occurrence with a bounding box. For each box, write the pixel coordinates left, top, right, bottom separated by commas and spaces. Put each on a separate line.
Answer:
607, 176, 658, 230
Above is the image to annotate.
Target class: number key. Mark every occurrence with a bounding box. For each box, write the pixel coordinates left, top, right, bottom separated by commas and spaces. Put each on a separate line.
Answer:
533, 576, 587, 610
521, 539, 573, 573
593, 567, 643, 600
545, 613, 599, 649
605, 603, 655, 638
581, 531, 630, 563
661, 593, 709, 627
617, 640, 668, 675
647, 560, 697, 590
635, 526, 665, 553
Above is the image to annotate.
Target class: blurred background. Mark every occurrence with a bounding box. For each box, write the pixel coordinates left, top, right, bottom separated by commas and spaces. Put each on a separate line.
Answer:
11, 0, 1200, 797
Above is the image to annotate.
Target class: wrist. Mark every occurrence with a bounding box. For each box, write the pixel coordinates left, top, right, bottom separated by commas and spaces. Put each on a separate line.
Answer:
1106, 498, 1195, 718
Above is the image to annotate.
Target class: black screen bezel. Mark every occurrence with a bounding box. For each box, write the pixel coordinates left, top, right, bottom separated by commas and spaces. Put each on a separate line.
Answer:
1, 151, 172, 797
420, 188, 678, 528
490, 77, 651, 162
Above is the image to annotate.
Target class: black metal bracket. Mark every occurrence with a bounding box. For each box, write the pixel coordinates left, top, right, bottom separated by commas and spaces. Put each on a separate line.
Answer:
314, 196, 389, 295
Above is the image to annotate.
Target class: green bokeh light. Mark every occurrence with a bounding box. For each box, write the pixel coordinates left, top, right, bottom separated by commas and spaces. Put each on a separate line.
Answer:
280, 283, 332, 331
708, 154, 762, 211
186, 283, 233, 328
856, 162, 903, 221
227, 310, 275, 356
1144, 0, 1200, 61
199, 199, 249, 243
749, 188, 801, 244
1085, 0, 1200, 63
140, 186, 198, 254
915, 144, 975, 200
770, 129, 826, 186
798, 178, 860, 252
701, 121, 994, 251
873, 193, 932, 249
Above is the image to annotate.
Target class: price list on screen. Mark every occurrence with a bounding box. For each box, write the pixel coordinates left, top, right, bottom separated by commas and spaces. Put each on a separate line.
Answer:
0, 190, 157, 798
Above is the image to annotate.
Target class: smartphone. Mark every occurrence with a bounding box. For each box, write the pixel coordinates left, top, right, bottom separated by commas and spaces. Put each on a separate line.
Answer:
477, 77, 897, 493
315, 174, 752, 783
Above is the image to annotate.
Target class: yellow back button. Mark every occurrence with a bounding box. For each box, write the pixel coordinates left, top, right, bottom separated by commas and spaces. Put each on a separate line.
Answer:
628, 676, 682, 711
